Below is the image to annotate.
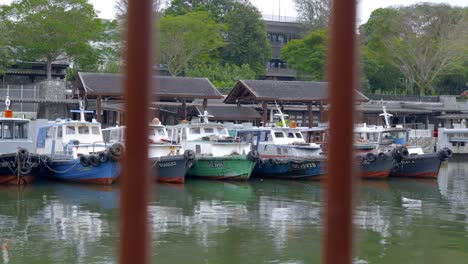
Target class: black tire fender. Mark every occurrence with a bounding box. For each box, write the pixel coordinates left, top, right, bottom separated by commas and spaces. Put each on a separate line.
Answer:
366, 152, 377, 162
80, 155, 90, 167
98, 151, 109, 163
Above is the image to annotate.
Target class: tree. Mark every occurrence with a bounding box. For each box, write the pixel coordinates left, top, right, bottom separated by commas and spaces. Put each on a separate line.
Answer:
164, 0, 270, 77
281, 29, 327, 80
362, 4, 468, 95
158, 11, 226, 76
186, 63, 256, 93
0, 20, 12, 74
221, 2, 271, 76
293, 0, 331, 31
1, 0, 104, 80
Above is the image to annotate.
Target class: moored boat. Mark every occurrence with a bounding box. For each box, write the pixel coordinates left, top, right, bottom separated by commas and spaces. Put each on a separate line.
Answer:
237, 104, 326, 180
103, 118, 194, 183
36, 100, 122, 184
167, 111, 257, 181
0, 97, 42, 184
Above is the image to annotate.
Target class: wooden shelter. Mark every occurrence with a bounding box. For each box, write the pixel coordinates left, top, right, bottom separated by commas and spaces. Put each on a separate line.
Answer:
224, 80, 369, 127
76, 72, 223, 125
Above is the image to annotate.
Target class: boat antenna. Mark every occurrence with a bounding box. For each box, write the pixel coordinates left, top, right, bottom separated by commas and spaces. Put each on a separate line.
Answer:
379, 100, 393, 127
274, 101, 288, 128
198, 110, 213, 124
5, 96, 10, 111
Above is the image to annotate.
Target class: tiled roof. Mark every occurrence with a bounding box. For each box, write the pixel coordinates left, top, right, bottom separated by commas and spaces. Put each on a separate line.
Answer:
77, 72, 223, 99
224, 80, 369, 104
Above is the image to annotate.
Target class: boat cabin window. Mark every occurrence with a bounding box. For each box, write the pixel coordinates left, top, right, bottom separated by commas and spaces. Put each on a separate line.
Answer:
2, 122, 13, 139
78, 126, 89, 134
204, 128, 214, 134
57, 126, 63, 138
380, 131, 407, 145
287, 132, 294, 138
190, 127, 201, 134
91, 126, 100, 135
217, 128, 227, 135
46, 127, 55, 138
66, 126, 75, 135
14, 122, 28, 139
274, 132, 284, 138
261, 132, 269, 141
295, 133, 302, 139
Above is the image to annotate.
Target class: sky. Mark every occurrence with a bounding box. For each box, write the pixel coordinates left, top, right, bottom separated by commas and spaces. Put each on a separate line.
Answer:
0, 0, 467, 24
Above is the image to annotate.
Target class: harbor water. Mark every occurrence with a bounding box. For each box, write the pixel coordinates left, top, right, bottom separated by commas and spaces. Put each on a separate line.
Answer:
1, 158, 468, 263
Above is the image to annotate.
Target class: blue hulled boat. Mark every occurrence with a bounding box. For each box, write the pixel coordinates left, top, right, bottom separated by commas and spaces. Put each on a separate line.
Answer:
36, 101, 122, 184
236, 104, 326, 180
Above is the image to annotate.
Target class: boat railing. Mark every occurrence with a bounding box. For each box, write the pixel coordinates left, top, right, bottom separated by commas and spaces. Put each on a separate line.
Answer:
92, 141, 108, 153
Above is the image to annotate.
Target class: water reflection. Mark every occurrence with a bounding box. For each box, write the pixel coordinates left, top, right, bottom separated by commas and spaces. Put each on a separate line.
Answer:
1, 160, 468, 263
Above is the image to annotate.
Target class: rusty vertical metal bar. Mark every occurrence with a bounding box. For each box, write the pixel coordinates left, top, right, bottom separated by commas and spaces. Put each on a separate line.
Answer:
120, 0, 153, 263
324, 0, 357, 263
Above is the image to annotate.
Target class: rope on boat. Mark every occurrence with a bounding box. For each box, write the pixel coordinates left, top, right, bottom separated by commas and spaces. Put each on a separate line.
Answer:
39, 156, 79, 174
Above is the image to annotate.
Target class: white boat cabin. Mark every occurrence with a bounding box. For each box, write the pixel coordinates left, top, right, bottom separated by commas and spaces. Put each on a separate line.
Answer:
354, 124, 423, 155
236, 127, 322, 158
0, 97, 34, 154
102, 118, 183, 158
36, 101, 106, 158
167, 111, 251, 157
437, 123, 468, 154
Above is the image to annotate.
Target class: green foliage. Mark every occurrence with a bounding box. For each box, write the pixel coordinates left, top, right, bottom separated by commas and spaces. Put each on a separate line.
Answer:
164, 0, 270, 77
361, 4, 468, 95
186, 62, 256, 94
1, 0, 104, 79
221, 2, 271, 76
280, 29, 327, 80
0, 20, 12, 74
159, 11, 226, 76
276, 119, 290, 127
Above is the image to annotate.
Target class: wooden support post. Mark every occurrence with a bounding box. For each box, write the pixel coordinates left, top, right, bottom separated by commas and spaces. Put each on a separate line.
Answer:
182, 99, 187, 120
324, 0, 357, 263
262, 101, 267, 127
308, 103, 313, 128
203, 98, 208, 111
96, 95, 102, 123
120, 0, 152, 263
319, 101, 324, 123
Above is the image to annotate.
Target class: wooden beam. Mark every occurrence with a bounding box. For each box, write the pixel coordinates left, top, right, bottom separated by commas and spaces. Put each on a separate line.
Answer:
203, 98, 208, 111
262, 101, 267, 127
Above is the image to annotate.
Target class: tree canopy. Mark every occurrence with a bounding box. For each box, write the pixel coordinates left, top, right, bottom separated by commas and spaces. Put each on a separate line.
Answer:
158, 11, 226, 76
361, 4, 468, 95
164, 0, 270, 77
281, 29, 328, 80
1, 0, 104, 79
293, 0, 331, 32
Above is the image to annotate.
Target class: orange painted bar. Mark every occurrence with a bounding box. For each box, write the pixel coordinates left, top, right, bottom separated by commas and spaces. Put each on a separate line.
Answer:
324, 0, 357, 264
120, 0, 153, 263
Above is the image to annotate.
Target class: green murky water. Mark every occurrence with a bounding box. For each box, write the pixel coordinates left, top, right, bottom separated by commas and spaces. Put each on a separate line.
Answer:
1, 158, 468, 263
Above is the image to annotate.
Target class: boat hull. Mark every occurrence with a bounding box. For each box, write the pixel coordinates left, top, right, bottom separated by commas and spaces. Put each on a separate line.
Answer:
359, 153, 394, 179
187, 155, 255, 180
252, 157, 327, 179
390, 153, 444, 178
41, 158, 120, 184
0, 153, 41, 185
152, 155, 192, 184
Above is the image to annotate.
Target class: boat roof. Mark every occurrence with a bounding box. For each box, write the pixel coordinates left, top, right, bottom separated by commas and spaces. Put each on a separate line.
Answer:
237, 126, 303, 132
0, 117, 30, 122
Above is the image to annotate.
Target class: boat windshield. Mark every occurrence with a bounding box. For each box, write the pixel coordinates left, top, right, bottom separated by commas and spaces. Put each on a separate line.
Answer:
0, 121, 28, 139
150, 128, 166, 136
379, 130, 408, 145
354, 132, 379, 143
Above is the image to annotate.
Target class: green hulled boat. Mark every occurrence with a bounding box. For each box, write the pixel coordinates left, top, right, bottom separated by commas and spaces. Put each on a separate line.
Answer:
167, 111, 258, 180
187, 155, 256, 180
